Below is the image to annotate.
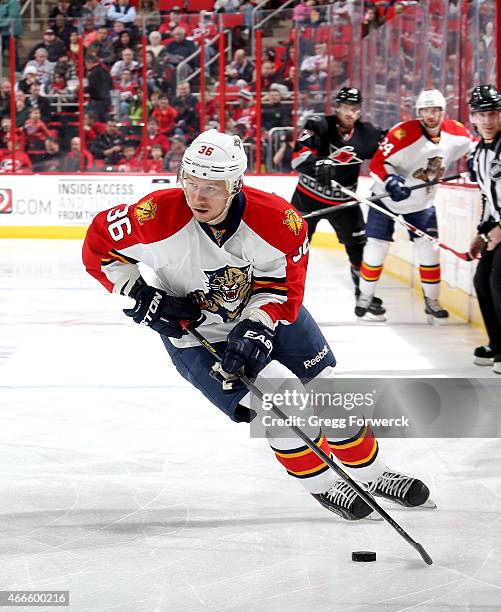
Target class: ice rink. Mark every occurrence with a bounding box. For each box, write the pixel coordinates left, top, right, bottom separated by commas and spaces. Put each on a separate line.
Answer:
1, 238, 500, 612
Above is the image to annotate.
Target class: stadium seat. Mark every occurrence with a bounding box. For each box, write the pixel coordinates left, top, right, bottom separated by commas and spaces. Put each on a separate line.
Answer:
159, 0, 183, 11
221, 14, 245, 28
186, 0, 215, 12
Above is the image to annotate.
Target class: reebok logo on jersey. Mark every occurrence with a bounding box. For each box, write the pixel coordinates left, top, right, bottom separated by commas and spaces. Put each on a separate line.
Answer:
303, 344, 329, 369
140, 291, 162, 325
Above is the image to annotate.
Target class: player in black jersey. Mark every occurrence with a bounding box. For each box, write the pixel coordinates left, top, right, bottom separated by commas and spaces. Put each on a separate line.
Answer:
469, 84, 501, 374
291, 87, 386, 319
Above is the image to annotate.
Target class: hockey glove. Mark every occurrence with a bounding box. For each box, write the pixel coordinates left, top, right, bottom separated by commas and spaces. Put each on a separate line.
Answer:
221, 319, 275, 380
123, 278, 203, 338
384, 174, 411, 202
315, 158, 337, 186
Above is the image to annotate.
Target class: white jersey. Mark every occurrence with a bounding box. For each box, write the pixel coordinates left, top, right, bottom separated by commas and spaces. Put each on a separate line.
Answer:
369, 119, 475, 214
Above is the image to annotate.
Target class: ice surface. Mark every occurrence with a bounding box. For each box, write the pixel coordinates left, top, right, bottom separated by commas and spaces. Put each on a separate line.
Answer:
0, 239, 499, 611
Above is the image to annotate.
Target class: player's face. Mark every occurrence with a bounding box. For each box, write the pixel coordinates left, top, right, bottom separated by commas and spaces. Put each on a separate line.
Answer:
471, 110, 501, 142
183, 175, 231, 223
336, 103, 361, 130
418, 107, 444, 131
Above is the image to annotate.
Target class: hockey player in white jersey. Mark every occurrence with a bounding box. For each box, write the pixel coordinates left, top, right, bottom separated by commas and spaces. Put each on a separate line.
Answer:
356, 89, 475, 323
83, 129, 435, 520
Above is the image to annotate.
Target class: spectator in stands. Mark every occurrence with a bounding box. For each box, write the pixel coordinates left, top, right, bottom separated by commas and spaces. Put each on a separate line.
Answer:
107, 0, 137, 26
111, 47, 139, 80
0, 0, 23, 71
173, 81, 197, 112
172, 101, 197, 138
214, 0, 241, 12
158, 7, 190, 40
110, 19, 126, 44
53, 53, 78, 91
116, 68, 136, 119
144, 50, 162, 93
261, 60, 280, 90
112, 29, 135, 59
261, 88, 291, 131
81, 17, 101, 48
147, 143, 164, 173
88, 26, 115, 65
67, 30, 79, 61
192, 10, 218, 40
62, 136, 94, 171
0, 78, 11, 116
116, 142, 141, 172
17, 67, 39, 95
230, 89, 255, 126
81, 0, 107, 27
225, 49, 254, 85
53, 13, 76, 46
23, 107, 52, 148
163, 134, 186, 172
32, 136, 61, 171
299, 42, 328, 91
127, 88, 152, 124
145, 117, 170, 155
0, 117, 25, 150
14, 90, 31, 127
90, 118, 124, 165
85, 54, 112, 121
151, 94, 177, 135
28, 82, 51, 122
362, 4, 385, 37
49, 0, 80, 27
27, 28, 67, 63
146, 30, 164, 60
83, 111, 105, 145
45, 72, 74, 102
0, 137, 32, 173
272, 130, 293, 172
23, 48, 55, 87
164, 27, 196, 77
294, 0, 314, 24
141, 0, 161, 33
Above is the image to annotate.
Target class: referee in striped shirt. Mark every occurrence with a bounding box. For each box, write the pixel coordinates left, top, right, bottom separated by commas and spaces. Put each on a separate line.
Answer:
469, 85, 501, 374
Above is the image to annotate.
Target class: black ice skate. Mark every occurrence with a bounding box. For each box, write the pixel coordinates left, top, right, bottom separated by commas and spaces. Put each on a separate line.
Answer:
312, 480, 380, 521
368, 471, 436, 508
494, 354, 501, 375
424, 297, 449, 325
355, 294, 386, 322
473, 345, 496, 366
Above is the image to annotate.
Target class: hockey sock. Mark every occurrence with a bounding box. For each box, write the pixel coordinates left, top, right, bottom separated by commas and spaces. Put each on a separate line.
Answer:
247, 361, 338, 494
415, 237, 440, 299
328, 425, 384, 483
359, 238, 390, 298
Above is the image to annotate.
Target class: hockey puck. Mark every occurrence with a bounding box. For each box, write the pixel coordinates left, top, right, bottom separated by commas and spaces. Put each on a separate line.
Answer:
352, 551, 376, 562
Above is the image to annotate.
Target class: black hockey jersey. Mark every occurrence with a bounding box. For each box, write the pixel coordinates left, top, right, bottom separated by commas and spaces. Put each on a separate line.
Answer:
291, 115, 383, 204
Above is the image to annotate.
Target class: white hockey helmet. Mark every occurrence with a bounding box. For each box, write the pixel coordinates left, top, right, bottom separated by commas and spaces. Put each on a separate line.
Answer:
415, 89, 446, 112
180, 129, 247, 195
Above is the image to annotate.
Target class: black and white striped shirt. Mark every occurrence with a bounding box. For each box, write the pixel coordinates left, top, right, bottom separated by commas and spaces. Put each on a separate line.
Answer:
472, 131, 501, 227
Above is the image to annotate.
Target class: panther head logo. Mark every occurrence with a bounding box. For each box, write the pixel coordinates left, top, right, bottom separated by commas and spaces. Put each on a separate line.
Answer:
413, 156, 444, 187
190, 265, 252, 321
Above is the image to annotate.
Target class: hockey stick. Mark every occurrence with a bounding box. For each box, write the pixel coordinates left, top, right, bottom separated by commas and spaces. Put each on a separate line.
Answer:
334, 182, 473, 262
181, 322, 433, 566
302, 173, 464, 221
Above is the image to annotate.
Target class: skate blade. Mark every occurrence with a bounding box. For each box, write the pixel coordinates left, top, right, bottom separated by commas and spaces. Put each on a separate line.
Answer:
426, 314, 448, 326
493, 365, 501, 375
357, 313, 387, 323
421, 497, 437, 509
364, 511, 383, 521
473, 357, 495, 366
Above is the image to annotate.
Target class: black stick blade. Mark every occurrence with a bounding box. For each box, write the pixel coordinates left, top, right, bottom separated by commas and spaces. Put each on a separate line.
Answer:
415, 542, 433, 566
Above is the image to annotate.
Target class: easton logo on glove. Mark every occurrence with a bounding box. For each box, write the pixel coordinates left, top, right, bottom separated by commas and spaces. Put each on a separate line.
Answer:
243, 329, 274, 352
140, 291, 163, 325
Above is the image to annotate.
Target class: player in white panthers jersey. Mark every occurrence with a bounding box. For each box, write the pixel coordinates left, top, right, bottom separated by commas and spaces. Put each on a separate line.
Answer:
356, 89, 476, 323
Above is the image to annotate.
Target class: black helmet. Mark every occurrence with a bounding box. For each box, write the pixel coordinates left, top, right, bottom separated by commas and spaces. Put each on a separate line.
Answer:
469, 84, 501, 113
336, 87, 363, 106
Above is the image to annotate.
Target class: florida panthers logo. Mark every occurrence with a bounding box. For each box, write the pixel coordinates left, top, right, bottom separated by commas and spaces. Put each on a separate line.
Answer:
190, 265, 252, 322
413, 156, 445, 187
134, 198, 157, 225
